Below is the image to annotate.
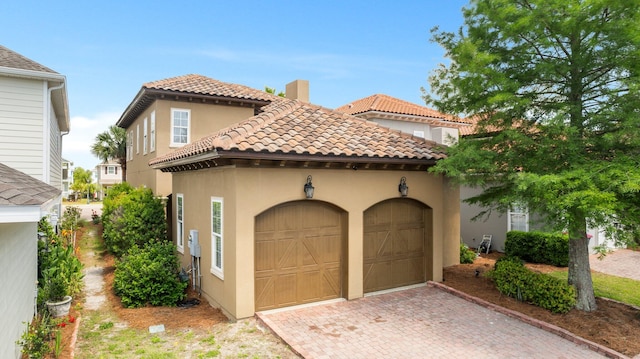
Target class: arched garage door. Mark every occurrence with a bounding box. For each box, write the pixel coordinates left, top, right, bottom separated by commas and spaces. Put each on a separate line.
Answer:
364, 198, 428, 293
255, 201, 344, 311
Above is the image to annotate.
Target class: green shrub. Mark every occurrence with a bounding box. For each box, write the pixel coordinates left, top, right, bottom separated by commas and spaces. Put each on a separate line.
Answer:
102, 185, 167, 257
39, 244, 84, 301
114, 241, 187, 308
505, 231, 569, 266
488, 256, 576, 313
16, 314, 52, 359
459, 243, 476, 264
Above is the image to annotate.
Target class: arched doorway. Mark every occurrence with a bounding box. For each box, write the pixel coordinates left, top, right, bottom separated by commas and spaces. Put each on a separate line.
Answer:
255, 201, 346, 311
363, 198, 430, 293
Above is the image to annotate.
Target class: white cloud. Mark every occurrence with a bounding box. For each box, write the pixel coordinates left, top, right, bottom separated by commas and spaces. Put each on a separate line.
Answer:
62, 112, 120, 171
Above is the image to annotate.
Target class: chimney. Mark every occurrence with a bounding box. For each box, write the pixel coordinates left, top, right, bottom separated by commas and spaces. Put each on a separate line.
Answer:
285, 79, 309, 102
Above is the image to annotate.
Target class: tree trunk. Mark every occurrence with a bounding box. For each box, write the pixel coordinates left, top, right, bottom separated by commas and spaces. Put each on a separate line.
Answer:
567, 213, 597, 311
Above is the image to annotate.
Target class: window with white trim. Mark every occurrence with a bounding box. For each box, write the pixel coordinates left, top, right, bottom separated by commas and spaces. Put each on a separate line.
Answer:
171, 108, 190, 147
176, 194, 184, 253
211, 197, 223, 279
508, 204, 529, 232
150, 111, 156, 152
143, 117, 148, 155
136, 124, 140, 154
127, 131, 133, 161
107, 166, 116, 175
413, 130, 425, 138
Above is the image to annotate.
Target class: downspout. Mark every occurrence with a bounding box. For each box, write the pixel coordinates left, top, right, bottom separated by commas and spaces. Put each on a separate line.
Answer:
47, 81, 66, 221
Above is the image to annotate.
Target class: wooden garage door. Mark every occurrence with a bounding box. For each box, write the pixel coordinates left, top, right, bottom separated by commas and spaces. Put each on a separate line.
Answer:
255, 201, 343, 311
363, 199, 426, 293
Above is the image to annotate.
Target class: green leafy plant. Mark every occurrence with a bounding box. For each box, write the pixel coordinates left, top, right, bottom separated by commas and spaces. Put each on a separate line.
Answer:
43, 271, 68, 302
459, 243, 476, 264
505, 231, 569, 267
487, 256, 576, 313
16, 314, 52, 359
102, 185, 167, 257
114, 241, 187, 308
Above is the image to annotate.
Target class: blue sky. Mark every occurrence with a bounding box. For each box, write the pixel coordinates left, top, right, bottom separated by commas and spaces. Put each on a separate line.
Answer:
2, 1, 468, 171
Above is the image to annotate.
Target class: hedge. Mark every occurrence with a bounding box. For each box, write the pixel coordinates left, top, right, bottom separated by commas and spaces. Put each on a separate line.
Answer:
505, 231, 569, 267
487, 256, 576, 313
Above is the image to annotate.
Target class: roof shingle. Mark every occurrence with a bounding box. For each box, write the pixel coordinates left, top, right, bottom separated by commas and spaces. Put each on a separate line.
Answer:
0, 163, 60, 206
0, 45, 58, 74
143, 74, 283, 102
150, 99, 447, 168
336, 94, 468, 124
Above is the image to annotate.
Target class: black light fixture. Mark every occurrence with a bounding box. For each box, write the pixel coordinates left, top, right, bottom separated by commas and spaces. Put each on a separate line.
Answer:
304, 175, 315, 199
398, 176, 408, 197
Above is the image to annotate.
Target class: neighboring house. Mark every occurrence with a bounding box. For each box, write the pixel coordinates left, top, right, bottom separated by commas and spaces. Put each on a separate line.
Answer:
95, 160, 122, 200
62, 158, 73, 200
148, 92, 460, 320
0, 163, 61, 359
0, 45, 70, 216
115, 74, 297, 197
458, 117, 616, 253
336, 94, 471, 146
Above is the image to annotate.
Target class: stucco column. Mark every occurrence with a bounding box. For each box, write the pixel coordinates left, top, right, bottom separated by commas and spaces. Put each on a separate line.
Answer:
442, 178, 461, 267
347, 212, 363, 299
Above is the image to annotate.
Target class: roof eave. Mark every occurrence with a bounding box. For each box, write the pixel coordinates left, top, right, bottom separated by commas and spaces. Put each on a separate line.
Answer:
117, 88, 273, 129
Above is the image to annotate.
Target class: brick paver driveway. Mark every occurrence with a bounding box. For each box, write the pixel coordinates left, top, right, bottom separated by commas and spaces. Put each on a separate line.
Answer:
257, 284, 618, 359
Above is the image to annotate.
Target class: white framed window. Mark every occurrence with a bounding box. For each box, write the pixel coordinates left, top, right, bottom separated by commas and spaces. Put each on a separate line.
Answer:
508, 204, 529, 232
150, 111, 156, 152
136, 124, 140, 154
176, 194, 184, 253
107, 166, 116, 175
210, 197, 223, 279
413, 130, 425, 138
171, 108, 190, 147
143, 117, 148, 155
127, 131, 134, 161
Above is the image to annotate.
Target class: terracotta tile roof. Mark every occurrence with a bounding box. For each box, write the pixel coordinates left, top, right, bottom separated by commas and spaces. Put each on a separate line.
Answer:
117, 74, 284, 129
150, 99, 447, 168
336, 94, 469, 124
0, 45, 58, 73
0, 163, 60, 206
143, 74, 282, 102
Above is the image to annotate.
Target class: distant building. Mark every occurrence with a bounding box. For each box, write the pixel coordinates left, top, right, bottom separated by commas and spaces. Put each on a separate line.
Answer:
95, 160, 122, 200
62, 158, 73, 200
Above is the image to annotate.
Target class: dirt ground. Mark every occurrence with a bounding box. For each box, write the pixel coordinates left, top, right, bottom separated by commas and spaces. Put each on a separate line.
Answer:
444, 253, 640, 357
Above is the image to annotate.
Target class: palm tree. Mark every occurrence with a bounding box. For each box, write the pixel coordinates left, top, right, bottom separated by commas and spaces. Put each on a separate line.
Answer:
91, 125, 127, 181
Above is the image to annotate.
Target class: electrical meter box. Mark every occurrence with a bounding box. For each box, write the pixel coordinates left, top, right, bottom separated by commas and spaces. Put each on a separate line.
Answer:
189, 229, 201, 257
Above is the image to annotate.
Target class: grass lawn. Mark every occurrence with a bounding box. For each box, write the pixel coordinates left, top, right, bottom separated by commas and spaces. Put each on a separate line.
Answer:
547, 270, 640, 307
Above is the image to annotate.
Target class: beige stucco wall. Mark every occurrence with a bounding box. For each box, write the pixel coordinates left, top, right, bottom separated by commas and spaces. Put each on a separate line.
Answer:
123, 100, 257, 196
172, 165, 460, 320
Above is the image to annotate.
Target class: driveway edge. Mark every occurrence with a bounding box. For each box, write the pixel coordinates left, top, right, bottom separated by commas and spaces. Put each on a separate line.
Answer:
428, 281, 629, 359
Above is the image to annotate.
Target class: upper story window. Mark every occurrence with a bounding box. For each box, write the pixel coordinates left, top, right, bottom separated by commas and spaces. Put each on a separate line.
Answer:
136, 124, 140, 154
150, 111, 156, 152
127, 131, 133, 161
171, 108, 190, 147
143, 117, 148, 155
107, 166, 116, 175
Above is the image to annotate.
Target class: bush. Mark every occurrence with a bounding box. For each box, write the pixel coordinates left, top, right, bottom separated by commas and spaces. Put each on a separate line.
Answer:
16, 314, 52, 359
114, 241, 187, 308
487, 256, 576, 313
102, 185, 167, 257
505, 231, 569, 267
460, 243, 476, 264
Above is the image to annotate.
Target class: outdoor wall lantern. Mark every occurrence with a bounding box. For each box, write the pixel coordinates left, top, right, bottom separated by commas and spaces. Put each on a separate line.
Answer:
398, 176, 409, 197
304, 175, 315, 199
